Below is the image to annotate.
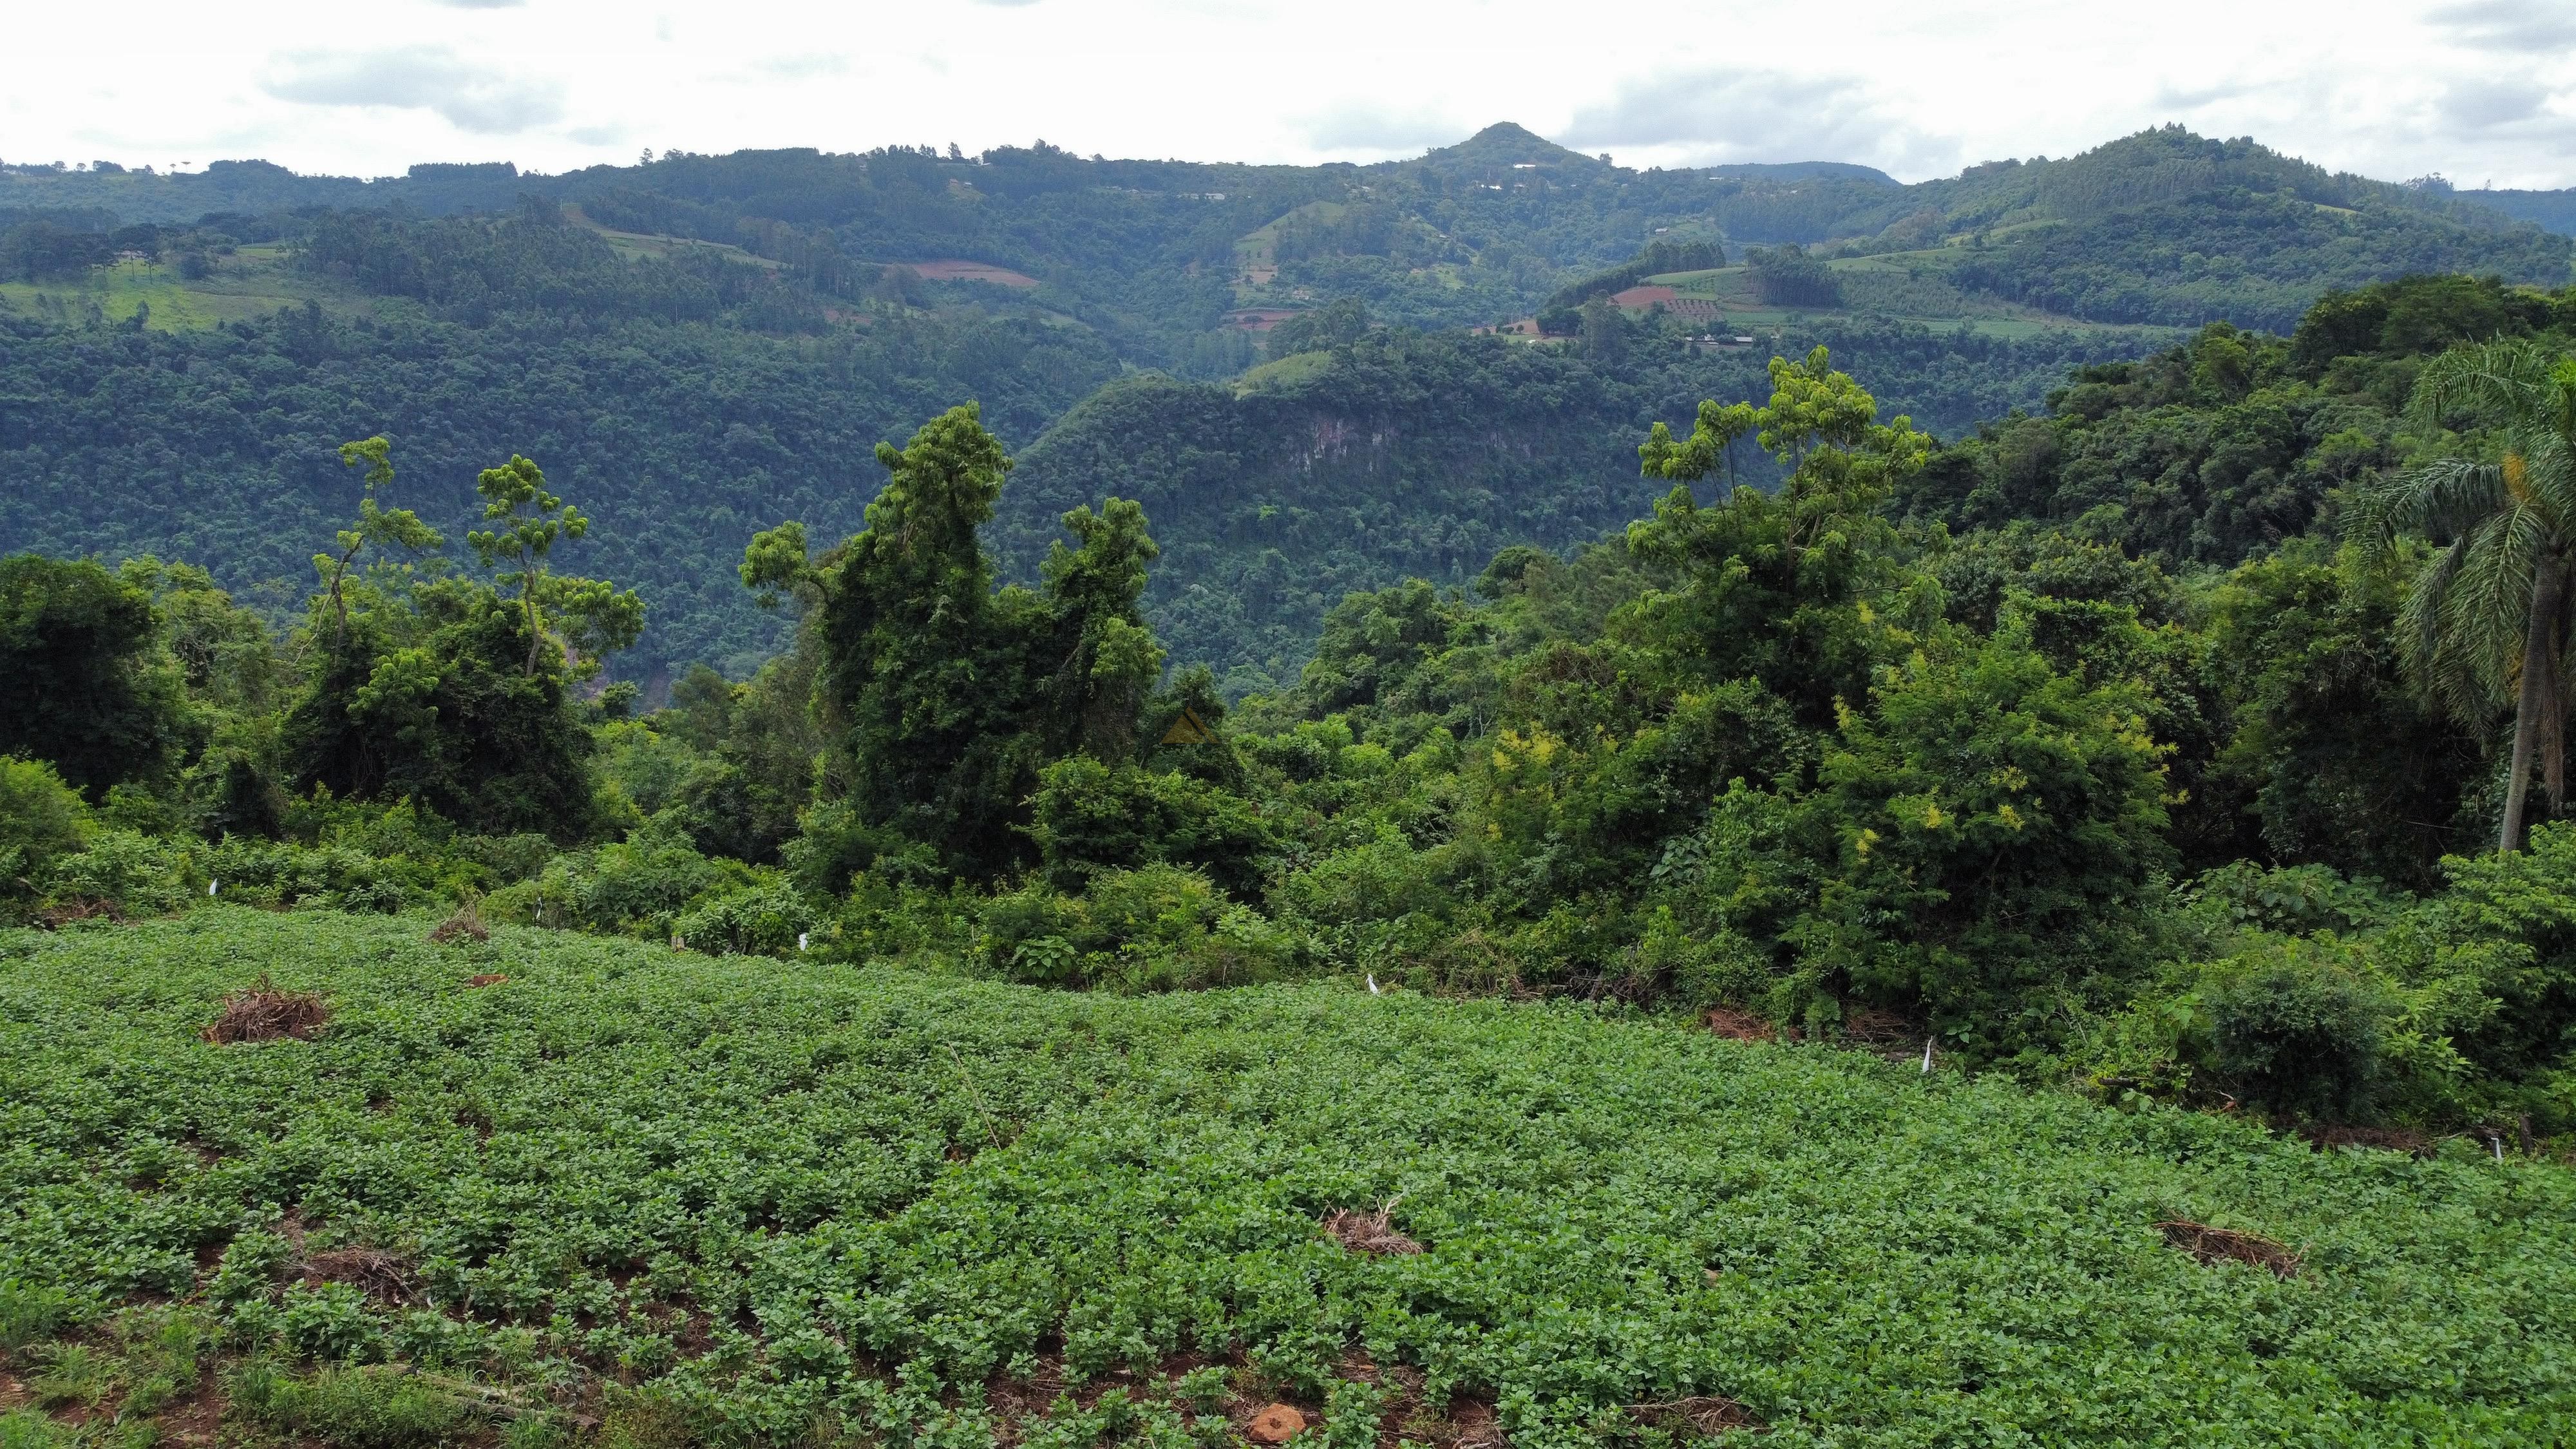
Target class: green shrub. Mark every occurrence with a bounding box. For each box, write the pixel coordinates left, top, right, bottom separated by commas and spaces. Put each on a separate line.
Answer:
0, 1410, 70, 1449
0, 1278, 73, 1354
1028, 757, 1272, 896
493, 823, 763, 940
276, 1282, 383, 1363
671, 883, 815, 957
35, 829, 203, 915
0, 757, 88, 900
204, 838, 425, 913
2186, 860, 2402, 935
978, 865, 1303, 991
780, 799, 936, 899
2416, 822, 2576, 1083
229, 1361, 482, 1449
2202, 940, 2394, 1120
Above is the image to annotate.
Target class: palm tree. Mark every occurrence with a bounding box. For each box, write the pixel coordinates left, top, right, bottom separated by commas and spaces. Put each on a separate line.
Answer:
2353, 340, 2576, 853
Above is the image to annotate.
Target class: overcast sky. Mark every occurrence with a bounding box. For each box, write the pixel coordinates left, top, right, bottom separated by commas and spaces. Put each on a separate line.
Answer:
7, 0, 2573, 189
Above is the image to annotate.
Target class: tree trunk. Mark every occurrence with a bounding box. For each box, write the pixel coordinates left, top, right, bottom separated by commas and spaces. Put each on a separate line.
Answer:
2501, 553, 2568, 852
523, 574, 544, 677
2549, 647, 2568, 819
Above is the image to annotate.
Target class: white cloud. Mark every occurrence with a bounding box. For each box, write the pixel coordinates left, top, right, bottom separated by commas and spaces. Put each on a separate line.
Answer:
14, 0, 2576, 190
1300, 103, 1468, 156
2437, 79, 2554, 132
261, 45, 566, 135
2425, 0, 2576, 52
1560, 68, 1953, 175
754, 53, 851, 79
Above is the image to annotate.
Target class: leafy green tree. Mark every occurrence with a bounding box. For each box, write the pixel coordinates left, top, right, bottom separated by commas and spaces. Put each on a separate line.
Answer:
466, 455, 644, 677
754, 404, 1196, 882
121, 558, 299, 839
1027, 756, 1271, 896
1631, 346, 1936, 726
2201, 542, 2483, 886
2353, 340, 2576, 851
318, 437, 441, 641
1663, 625, 2175, 1057
285, 442, 638, 838
0, 554, 183, 797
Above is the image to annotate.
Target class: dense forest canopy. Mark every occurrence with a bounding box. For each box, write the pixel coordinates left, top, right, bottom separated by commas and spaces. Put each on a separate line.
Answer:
1000, 316, 2159, 690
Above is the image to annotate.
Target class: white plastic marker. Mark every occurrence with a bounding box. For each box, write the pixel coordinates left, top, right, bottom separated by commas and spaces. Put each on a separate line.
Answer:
2495, 1136, 2506, 1162
1920, 1039, 1934, 1074
208, 880, 218, 897
1366, 974, 1381, 995
797, 933, 810, 952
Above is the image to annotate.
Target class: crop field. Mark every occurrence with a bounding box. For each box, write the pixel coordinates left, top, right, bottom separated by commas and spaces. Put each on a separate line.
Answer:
0, 251, 362, 332
581, 225, 786, 272
2, 908, 2572, 1447
1233, 203, 1348, 291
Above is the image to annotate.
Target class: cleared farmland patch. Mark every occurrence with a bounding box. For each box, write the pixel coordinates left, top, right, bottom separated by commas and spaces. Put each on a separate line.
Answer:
0, 907, 2570, 1446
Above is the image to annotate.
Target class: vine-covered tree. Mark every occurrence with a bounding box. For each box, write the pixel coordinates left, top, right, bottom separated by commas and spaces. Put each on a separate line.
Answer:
284, 443, 641, 837
746, 404, 1186, 884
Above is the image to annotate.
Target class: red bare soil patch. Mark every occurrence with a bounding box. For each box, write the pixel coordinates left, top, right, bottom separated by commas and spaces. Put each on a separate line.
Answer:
903, 258, 1041, 287
1247, 1404, 1306, 1443
2158, 1219, 2300, 1278
467, 973, 509, 988
200, 978, 328, 1044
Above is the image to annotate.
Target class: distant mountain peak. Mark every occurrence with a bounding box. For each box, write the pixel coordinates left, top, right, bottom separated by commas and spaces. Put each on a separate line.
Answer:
1425, 122, 1601, 169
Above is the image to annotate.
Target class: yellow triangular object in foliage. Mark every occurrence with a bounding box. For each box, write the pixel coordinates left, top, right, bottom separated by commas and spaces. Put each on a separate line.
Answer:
1160, 708, 1217, 744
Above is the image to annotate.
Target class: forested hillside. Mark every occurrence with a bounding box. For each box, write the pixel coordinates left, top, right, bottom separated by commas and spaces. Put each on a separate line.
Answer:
3, 123, 2569, 685
1003, 318, 2154, 689
12, 123, 2566, 348
0, 300, 1120, 674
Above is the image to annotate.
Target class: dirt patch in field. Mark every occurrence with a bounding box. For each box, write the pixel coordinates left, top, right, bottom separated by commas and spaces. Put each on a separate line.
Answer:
1325, 1207, 1423, 1256
2158, 1220, 2300, 1278
972, 1347, 1486, 1449
32, 899, 118, 928
467, 974, 509, 988
1629, 1396, 1763, 1435
1247, 1404, 1306, 1443
903, 258, 1041, 287
430, 899, 490, 945
1705, 1008, 1776, 1042
200, 979, 328, 1044
303, 1247, 417, 1305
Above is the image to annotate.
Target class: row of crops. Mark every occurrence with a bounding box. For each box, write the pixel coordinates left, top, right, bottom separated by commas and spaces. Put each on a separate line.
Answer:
2, 907, 2572, 1445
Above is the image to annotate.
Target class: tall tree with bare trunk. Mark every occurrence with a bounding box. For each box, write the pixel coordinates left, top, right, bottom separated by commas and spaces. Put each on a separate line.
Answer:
2354, 341, 2576, 852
